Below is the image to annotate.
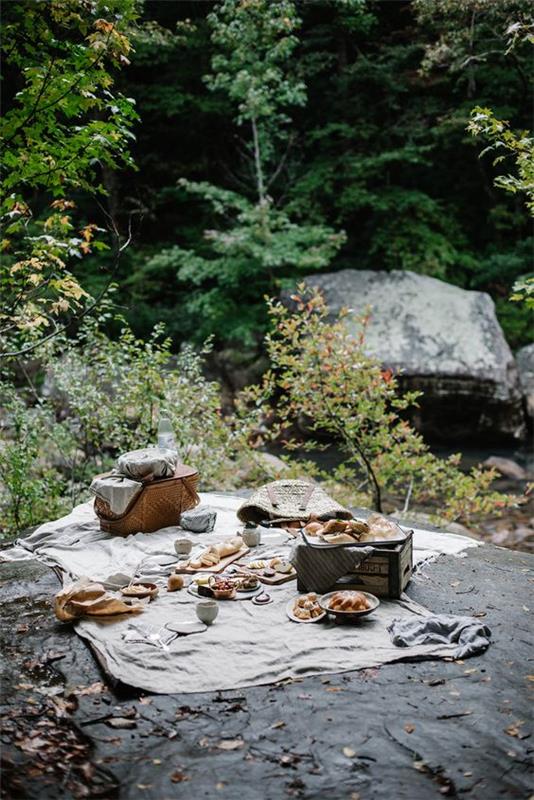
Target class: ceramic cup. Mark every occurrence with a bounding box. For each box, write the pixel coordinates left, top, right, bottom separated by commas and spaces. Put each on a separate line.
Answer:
196, 600, 219, 625
174, 538, 193, 557
242, 527, 261, 547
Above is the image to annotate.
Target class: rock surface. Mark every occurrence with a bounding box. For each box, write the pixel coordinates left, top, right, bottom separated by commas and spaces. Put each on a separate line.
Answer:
1, 539, 532, 800
482, 455, 527, 481
516, 342, 534, 423
295, 270, 525, 442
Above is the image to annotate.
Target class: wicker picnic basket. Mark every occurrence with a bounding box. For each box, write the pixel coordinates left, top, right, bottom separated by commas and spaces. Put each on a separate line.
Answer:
94, 464, 200, 536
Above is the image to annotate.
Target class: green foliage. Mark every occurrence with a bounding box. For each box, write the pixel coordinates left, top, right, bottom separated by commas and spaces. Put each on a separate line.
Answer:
0, 0, 139, 357
0, 386, 65, 535
0, 312, 255, 538
468, 107, 534, 214
239, 288, 517, 523
111, 0, 532, 348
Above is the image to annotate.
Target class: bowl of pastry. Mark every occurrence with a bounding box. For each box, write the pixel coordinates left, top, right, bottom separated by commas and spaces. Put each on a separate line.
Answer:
286, 593, 326, 623
319, 590, 379, 620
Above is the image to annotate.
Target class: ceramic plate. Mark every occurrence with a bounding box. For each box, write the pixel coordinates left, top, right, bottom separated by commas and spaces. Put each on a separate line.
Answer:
319, 591, 379, 620
286, 597, 326, 624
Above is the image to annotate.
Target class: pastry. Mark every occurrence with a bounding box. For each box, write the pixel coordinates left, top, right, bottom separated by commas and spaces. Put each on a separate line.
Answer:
236, 574, 259, 591
292, 593, 323, 621
321, 531, 357, 544
269, 557, 293, 573
167, 574, 184, 592
323, 519, 350, 534
304, 521, 323, 536
365, 513, 400, 539
328, 591, 370, 612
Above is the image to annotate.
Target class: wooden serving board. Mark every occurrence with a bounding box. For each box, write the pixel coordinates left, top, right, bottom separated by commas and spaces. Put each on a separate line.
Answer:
176, 545, 250, 574
238, 565, 297, 586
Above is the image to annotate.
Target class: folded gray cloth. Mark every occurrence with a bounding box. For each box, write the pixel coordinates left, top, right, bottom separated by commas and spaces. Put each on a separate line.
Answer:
388, 614, 491, 659
180, 507, 217, 533
90, 473, 143, 515
290, 543, 374, 594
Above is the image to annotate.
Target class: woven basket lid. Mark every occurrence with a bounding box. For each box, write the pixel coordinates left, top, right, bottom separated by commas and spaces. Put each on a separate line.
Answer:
237, 479, 352, 524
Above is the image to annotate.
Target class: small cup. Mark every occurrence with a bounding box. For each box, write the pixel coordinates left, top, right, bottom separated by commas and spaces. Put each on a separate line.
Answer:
174, 538, 193, 557
242, 527, 261, 547
196, 600, 219, 625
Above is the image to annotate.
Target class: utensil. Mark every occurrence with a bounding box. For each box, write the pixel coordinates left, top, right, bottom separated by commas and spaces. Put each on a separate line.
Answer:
196, 600, 219, 624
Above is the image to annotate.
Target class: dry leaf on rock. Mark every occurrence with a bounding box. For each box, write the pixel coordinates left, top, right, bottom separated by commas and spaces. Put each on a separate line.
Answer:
217, 738, 244, 750
404, 723, 415, 734
343, 747, 356, 758
105, 717, 137, 729
504, 720, 525, 738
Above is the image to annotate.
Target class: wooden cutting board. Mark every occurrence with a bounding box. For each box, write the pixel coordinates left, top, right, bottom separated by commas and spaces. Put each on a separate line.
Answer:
237, 564, 297, 585
175, 545, 250, 575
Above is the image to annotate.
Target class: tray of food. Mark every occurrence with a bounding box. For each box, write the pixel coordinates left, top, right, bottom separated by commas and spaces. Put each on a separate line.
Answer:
188, 573, 262, 600
176, 536, 249, 573
319, 590, 379, 620
286, 593, 326, 623
302, 514, 407, 548
238, 556, 296, 585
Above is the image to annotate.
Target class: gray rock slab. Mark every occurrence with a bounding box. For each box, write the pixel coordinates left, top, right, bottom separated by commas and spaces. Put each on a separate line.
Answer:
1, 541, 532, 799
289, 270, 525, 442
517, 342, 534, 422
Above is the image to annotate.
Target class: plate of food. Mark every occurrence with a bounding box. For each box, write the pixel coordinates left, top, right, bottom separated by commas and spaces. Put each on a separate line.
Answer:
319, 590, 379, 620
286, 593, 326, 623
302, 514, 407, 548
187, 573, 262, 601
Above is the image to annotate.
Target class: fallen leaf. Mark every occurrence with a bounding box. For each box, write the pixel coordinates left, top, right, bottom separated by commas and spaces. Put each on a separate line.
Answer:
413, 760, 427, 772
463, 771, 472, 777
473, 611, 487, 618
450, 580, 460, 587
280, 753, 300, 767
526, 675, 534, 682
136, 785, 152, 790
504, 721, 525, 738
297, 693, 312, 700
464, 668, 478, 674
325, 686, 344, 693
105, 717, 137, 730
139, 696, 152, 705
170, 769, 189, 783
343, 747, 356, 758
15, 683, 34, 691
152, 759, 161, 765
271, 720, 286, 729
217, 738, 244, 750
404, 723, 415, 734
16, 624, 29, 633
216, 782, 226, 790
522, 606, 529, 612
75, 682, 106, 697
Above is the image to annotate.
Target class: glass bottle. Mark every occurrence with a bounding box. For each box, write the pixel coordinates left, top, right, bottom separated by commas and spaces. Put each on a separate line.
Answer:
157, 416, 176, 452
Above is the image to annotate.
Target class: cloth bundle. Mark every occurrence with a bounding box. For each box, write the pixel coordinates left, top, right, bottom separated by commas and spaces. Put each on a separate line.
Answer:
388, 614, 492, 659
290, 542, 374, 593
90, 447, 178, 515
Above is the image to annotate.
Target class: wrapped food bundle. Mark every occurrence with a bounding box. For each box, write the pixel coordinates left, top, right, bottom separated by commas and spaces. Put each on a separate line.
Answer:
55, 577, 144, 622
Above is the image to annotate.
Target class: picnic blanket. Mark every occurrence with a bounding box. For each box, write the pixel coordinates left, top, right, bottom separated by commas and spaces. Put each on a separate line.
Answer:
3, 493, 480, 694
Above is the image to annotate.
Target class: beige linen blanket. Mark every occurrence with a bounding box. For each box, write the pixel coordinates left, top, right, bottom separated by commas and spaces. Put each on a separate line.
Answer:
3, 493, 479, 694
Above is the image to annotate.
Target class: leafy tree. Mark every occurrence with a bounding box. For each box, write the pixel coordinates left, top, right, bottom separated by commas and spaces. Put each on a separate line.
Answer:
140, 0, 344, 347
0, 0, 139, 359
239, 287, 518, 522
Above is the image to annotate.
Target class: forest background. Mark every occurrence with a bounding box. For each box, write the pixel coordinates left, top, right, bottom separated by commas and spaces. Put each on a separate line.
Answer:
0, 0, 532, 537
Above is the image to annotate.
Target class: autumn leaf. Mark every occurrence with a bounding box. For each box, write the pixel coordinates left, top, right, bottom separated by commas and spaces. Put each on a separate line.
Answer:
343, 746, 356, 758
404, 723, 415, 734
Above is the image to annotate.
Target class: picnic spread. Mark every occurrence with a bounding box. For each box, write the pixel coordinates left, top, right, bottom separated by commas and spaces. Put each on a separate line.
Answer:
3, 447, 489, 695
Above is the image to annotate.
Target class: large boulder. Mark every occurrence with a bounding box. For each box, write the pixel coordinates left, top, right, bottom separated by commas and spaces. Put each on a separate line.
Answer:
294, 269, 525, 442
516, 343, 534, 424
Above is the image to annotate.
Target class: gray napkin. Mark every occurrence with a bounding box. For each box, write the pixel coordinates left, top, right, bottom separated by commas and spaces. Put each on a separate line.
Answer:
290, 543, 374, 594
388, 614, 491, 659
